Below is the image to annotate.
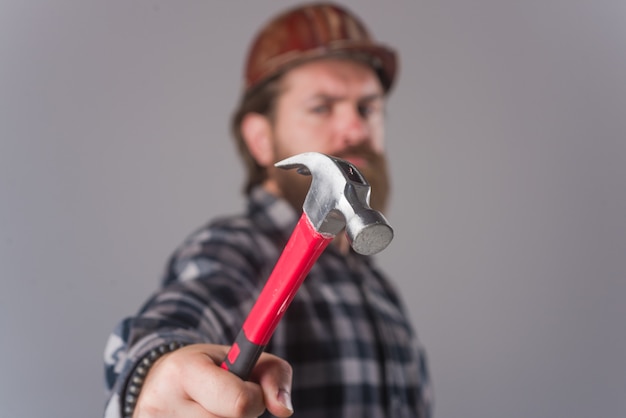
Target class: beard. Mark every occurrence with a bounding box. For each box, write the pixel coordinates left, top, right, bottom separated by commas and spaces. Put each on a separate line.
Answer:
267, 143, 391, 215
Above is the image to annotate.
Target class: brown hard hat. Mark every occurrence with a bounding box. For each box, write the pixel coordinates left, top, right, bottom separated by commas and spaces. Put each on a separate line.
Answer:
244, 2, 398, 94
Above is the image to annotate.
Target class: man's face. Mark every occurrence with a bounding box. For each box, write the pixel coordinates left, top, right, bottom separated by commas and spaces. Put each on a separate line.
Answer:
263, 58, 390, 213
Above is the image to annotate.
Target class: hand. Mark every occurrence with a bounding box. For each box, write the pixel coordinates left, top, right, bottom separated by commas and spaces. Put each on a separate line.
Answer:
133, 344, 294, 417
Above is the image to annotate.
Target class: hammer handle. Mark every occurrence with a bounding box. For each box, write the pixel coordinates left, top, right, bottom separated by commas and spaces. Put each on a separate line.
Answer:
221, 212, 333, 379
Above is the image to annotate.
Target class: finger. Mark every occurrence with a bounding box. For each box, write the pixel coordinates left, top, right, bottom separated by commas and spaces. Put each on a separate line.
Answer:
249, 352, 294, 417
180, 346, 266, 417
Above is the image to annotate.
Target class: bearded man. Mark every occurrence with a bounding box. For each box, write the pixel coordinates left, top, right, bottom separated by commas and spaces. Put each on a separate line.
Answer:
105, 4, 432, 418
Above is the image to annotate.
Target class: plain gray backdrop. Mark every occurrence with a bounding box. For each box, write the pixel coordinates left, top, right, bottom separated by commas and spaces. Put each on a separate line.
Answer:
1, 1, 625, 417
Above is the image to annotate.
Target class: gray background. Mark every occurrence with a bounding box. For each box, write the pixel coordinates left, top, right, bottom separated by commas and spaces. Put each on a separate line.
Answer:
1, 1, 625, 417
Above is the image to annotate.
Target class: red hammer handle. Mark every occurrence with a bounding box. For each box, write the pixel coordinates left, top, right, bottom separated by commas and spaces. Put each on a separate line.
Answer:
221, 212, 333, 379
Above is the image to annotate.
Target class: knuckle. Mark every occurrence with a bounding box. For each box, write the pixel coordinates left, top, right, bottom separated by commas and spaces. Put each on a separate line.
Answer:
233, 389, 254, 416
277, 359, 293, 381
270, 354, 293, 380
233, 387, 264, 417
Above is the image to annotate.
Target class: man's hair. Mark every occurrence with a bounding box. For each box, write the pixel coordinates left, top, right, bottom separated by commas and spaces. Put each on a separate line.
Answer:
230, 76, 282, 194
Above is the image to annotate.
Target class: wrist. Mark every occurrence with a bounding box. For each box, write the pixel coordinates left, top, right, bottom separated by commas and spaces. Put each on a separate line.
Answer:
123, 341, 187, 418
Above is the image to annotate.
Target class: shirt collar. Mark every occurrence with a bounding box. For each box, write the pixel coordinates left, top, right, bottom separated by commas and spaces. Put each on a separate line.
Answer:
247, 186, 299, 241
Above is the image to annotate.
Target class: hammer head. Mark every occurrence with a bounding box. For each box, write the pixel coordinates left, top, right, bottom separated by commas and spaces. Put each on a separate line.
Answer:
275, 152, 393, 255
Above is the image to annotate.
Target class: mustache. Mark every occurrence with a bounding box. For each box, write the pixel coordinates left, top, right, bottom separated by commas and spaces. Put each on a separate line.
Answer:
333, 144, 384, 163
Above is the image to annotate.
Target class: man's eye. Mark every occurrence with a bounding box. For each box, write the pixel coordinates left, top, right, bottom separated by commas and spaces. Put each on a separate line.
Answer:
358, 104, 373, 118
311, 104, 331, 114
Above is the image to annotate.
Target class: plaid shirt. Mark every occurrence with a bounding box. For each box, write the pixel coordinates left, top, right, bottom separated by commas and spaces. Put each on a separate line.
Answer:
104, 187, 433, 417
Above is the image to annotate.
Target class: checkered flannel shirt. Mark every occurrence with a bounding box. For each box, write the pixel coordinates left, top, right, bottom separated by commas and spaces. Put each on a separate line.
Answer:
104, 187, 433, 417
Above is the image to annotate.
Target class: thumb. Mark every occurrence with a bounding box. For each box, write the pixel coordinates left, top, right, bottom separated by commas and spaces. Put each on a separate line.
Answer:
249, 352, 294, 417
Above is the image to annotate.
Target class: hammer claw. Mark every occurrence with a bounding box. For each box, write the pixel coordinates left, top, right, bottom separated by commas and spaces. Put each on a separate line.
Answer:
277, 152, 394, 253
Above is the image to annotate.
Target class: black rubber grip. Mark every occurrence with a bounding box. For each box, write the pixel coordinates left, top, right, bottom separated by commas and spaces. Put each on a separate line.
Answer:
222, 329, 266, 380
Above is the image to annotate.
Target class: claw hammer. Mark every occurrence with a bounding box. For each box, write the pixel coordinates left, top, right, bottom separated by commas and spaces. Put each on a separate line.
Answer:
221, 152, 394, 379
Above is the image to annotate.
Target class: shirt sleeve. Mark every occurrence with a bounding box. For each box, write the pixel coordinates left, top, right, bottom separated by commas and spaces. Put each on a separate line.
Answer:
103, 223, 270, 417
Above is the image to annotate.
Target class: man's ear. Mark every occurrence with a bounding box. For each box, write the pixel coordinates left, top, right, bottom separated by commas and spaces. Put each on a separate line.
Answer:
241, 113, 274, 167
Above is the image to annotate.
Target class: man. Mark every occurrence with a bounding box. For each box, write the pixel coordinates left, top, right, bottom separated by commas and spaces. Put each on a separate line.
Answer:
104, 3, 432, 417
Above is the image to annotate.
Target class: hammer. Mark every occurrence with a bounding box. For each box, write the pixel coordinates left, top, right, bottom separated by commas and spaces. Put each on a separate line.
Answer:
221, 152, 394, 379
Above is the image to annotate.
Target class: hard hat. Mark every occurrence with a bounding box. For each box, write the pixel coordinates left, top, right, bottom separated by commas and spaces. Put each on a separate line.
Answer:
244, 2, 398, 94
